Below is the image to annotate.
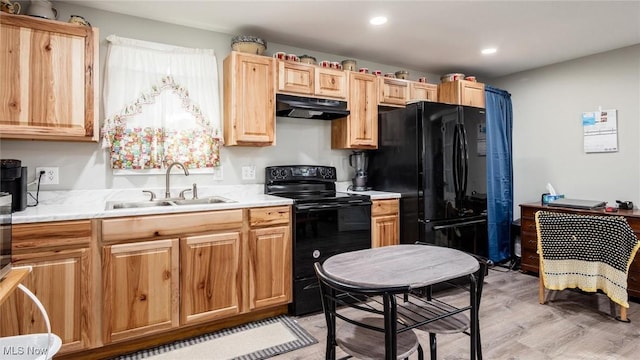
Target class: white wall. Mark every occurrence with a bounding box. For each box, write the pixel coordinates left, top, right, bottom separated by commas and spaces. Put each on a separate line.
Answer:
492, 44, 640, 218
0, 1, 439, 191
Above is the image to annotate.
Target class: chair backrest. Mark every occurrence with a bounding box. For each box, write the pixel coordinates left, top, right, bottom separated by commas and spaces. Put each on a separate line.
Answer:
314, 262, 422, 360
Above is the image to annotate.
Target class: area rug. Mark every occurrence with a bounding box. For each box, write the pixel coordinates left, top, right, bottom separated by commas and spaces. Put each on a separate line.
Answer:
112, 315, 317, 360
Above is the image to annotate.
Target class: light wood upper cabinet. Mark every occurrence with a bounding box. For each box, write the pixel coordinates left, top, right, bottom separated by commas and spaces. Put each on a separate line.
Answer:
102, 239, 180, 343
277, 61, 313, 95
0, 14, 99, 141
180, 231, 243, 326
277, 60, 347, 100
378, 77, 408, 107
315, 67, 347, 99
0, 220, 93, 354
409, 82, 438, 102
371, 199, 400, 247
331, 72, 378, 149
438, 80, 486, 108
247, 206, 292, 310
223, 51, 275, 146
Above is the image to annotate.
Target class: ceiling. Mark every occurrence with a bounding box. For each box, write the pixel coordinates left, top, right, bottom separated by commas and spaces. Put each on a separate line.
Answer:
70, 0, 640, 78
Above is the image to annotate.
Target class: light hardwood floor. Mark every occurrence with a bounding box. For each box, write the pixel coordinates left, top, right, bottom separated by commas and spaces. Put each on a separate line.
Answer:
275, 267, 640, 360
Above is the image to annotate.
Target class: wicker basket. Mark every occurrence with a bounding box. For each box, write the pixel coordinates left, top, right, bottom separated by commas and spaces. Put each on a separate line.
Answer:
232, 42, 266, 55
231, 35, 267, 55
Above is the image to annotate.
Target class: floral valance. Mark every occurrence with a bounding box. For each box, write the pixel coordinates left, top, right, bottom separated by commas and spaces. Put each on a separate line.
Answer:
102, 35, 222, 172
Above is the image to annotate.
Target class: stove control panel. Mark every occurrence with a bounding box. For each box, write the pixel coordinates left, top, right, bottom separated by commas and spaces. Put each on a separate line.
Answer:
265, 165, 336, 183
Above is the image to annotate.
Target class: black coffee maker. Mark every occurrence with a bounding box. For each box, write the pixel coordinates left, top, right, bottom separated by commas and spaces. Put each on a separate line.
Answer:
0, 159, 27, 212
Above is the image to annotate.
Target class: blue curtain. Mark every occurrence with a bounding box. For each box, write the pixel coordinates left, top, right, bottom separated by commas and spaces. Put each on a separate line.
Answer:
485, 85, 513, 263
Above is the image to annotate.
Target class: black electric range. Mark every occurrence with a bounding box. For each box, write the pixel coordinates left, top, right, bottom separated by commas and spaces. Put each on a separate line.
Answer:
265, 165, 372, 315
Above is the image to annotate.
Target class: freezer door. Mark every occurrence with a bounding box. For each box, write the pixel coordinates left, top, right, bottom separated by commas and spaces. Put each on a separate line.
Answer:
420, 215, 488, 255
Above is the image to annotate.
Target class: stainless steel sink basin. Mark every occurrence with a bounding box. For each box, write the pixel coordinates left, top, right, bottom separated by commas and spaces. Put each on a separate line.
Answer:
106, 196, 234, 210
106, 200, 174, 210
172, 196, 233, 205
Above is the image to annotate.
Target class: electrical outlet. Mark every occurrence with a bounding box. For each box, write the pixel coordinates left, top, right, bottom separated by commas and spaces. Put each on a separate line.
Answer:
35, 167, 59, 185
241, 165, 256, 180
213, 166, 223, 180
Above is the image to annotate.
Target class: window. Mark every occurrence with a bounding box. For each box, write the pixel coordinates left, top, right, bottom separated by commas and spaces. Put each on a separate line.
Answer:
102, 36, 222, 173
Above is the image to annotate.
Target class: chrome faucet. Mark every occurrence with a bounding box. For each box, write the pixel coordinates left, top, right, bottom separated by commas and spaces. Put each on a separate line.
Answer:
165, 162, 189, 198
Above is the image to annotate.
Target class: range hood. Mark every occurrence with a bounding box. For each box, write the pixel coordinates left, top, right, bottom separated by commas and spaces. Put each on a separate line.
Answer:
276, 94, 349, 120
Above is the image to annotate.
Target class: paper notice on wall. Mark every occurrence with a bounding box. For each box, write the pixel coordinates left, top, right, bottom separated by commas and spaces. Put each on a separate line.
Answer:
477, 121, 486, 156
582, 109, 618, 153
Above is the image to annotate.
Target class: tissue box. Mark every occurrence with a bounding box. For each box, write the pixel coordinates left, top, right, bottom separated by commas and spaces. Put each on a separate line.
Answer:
541, 193, 565, 205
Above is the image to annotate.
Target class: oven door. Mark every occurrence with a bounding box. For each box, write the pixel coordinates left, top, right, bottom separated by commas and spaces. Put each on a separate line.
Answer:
290, 201, 371, 315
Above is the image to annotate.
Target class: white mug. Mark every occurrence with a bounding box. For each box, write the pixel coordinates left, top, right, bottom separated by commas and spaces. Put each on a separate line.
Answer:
27, 0, 58, 20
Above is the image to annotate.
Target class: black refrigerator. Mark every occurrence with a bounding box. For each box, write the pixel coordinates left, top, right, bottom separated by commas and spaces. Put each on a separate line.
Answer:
369, 102, 488, 256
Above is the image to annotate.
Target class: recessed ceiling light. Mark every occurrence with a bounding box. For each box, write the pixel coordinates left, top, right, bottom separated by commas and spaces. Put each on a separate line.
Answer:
481, 48, 497, 55
370, 16, 387, 25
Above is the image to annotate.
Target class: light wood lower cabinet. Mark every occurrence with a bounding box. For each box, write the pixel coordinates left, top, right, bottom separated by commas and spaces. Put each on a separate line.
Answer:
0, 220, 93, 354
100, 206, 291, 345
248, 206, 292, 310
102, 239, 180, 343
180, 231, 243, 325
248, 226, 292, 310
371, 199, 400, 247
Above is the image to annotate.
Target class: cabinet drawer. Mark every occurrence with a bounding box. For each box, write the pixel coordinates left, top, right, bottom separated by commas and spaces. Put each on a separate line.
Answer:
520, 232, 538, 252
520, 251, 540, 272
249, 206, 291, 227
521, 219, 537, 233
520, 206, 539, 219
102, 210, 243, 242
371, 199, 399, 216
626, 270, 640, 297
12, 220, 92, 252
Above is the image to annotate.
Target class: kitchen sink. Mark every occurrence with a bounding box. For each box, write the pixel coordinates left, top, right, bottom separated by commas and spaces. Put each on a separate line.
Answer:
106, 196, 234, 210
172, 196, 233, 205
107, 200, 174, 210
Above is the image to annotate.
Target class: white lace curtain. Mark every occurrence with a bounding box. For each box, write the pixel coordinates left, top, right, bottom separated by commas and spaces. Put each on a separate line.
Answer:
102, 35, 222, 173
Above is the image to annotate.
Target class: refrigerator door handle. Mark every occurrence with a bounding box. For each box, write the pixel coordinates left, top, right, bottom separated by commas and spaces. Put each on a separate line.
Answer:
452, 124, 460, 199
461, 124, 469, 200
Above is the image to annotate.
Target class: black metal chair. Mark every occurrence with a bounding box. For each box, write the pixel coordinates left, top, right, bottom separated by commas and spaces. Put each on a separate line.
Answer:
405, 242, 489, 360
314, 262, 424, 360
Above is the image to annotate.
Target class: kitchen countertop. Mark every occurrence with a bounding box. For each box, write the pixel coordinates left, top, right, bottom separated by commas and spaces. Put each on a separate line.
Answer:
12, 184, 400, 224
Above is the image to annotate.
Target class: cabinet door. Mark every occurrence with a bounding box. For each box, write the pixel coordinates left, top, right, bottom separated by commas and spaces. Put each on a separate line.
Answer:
378, 77, 408, 107
409, 82, 438, 102
314, 67, 347, 99
371, 199, 400, 247
372, 215, 400, 247
0, 14, 99, 141
460, 81, 486, 108
277, 60, 313, 95
102, 239, 179, 343
0, 249, 90, 353
438, 80, 485, 108
223, 51, 275, 146
331, 72, 378, 149
180, 232, 243, 325
248, 226, 292, 310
